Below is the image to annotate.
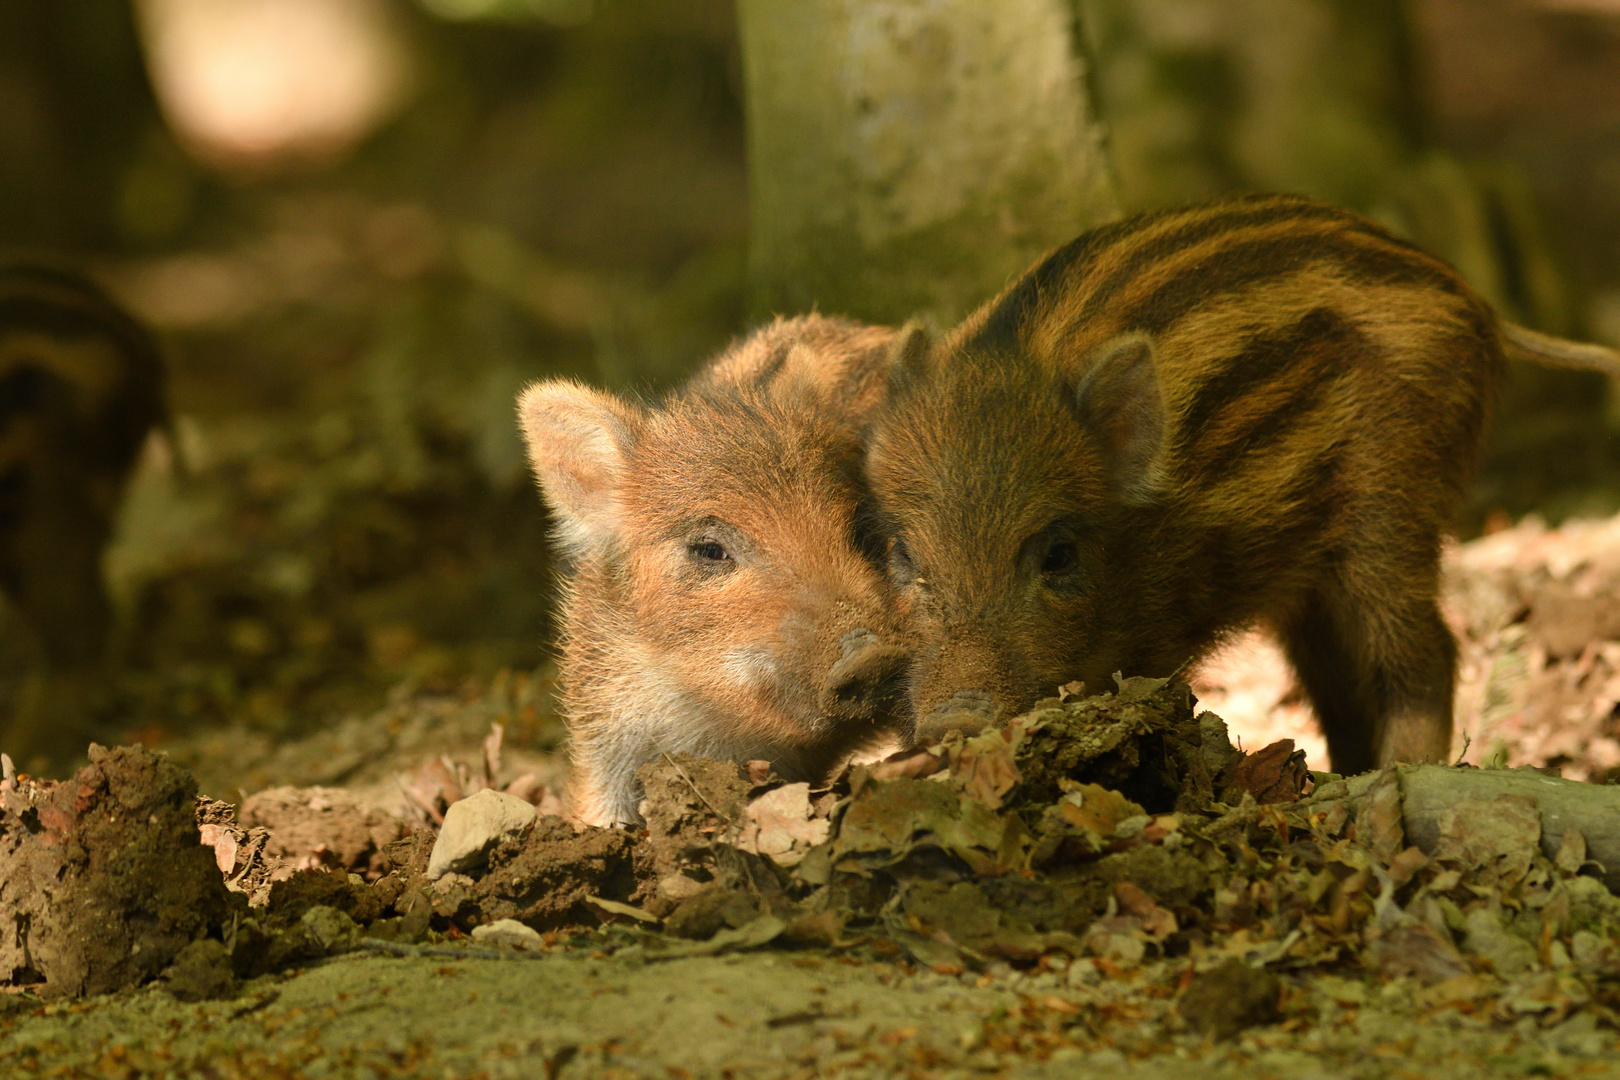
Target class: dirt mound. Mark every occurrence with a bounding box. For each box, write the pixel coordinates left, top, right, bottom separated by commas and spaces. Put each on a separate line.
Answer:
238, 785, 404, 875
0, 745, 230, 998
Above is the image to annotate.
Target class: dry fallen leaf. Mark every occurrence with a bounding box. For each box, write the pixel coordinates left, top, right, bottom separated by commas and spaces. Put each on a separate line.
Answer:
1227, 739, 1309, 804
1054, 782, 1143, 837
1114, 882, 1176, 940
867, 747, 945, 782
1555, 824, 1588, 875
829, 778, 1010, 876
1356, 766, 1405, 866
1364, 921, 1470, 985
950, 725, 1025, 810
197, 823, 237, 875
736, 782, 830, 867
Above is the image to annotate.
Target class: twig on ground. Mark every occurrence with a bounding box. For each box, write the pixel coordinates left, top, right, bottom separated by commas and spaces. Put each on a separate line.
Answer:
661, 752, 725, 821
1452, 730, 1473, 768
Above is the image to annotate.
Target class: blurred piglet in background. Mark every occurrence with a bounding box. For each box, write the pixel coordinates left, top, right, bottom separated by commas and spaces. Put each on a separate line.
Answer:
0, 266, 169, 769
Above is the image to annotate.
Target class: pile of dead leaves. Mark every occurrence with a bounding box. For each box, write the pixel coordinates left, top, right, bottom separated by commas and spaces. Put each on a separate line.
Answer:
234, 674, 1620, 1039
416, 672, 1617, 1039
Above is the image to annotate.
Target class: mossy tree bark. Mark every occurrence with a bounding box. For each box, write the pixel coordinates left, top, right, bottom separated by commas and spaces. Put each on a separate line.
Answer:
0, 4, 171, 252
737, 0, 1120, 328
1300, 763, 1620, 894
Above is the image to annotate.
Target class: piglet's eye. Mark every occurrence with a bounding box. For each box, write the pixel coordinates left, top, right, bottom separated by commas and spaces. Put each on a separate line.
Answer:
690, 540, 729, 562
1042, 541, 1078, 574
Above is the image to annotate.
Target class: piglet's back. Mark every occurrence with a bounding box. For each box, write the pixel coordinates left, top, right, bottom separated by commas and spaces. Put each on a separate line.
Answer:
690, 314, 898, 427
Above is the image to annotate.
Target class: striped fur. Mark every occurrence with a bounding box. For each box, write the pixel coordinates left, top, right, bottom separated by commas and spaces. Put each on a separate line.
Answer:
520, 315, 908, 826
0, 266, 165, 670
868, 195, 1505, 775
0, 265, 167, 766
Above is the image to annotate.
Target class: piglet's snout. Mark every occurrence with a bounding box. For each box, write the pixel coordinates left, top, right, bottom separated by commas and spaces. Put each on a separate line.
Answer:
913, 688, 997, 744
821, 628, 907, 720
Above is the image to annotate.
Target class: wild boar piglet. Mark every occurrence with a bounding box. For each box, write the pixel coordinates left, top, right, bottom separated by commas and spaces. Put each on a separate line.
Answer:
0, 265, 164, 669
867, 194, 1620, 775
521, 316, 909, 826
1, 266, 167, 763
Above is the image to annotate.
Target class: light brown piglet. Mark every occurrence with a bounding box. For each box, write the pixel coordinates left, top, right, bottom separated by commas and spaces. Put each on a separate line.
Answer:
520, 316, 908, 826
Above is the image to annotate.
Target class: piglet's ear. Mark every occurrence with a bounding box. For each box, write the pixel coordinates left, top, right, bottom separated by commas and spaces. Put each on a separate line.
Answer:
517, 380, 642, 558
1075, 335, 1164, 504
883, 320, 934, 393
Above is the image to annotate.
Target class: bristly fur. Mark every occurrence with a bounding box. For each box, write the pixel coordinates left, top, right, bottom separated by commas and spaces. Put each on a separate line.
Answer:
521, 315, 909, 826
867, 194, 1507, 775
0, 265, 167, 671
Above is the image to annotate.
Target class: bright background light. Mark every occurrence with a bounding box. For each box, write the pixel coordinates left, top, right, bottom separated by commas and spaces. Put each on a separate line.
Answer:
135, 0, 414, 169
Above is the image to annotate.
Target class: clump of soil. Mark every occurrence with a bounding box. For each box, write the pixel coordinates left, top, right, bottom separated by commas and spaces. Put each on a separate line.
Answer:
238, 785, 404, 876
457, 817, 642, 930
634, 754, 783, 916
1007, 676, 1216, 813
0, 745, 230, 998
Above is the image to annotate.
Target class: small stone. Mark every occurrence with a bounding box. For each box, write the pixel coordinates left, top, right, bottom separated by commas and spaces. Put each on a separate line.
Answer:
657, 873, 708, 904
472, 919, 544, 950
1066, 958, 1102, 987
1177, 959, 1281, 1040
426, 789, 538, 880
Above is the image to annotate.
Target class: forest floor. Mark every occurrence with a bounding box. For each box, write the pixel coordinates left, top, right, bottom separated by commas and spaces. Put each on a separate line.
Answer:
1196, 512, 1620, 786
7, 945, 1614, 1079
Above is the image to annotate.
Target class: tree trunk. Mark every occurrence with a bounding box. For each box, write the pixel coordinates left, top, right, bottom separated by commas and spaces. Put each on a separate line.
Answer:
0, 3, 168, 252
737, 0, 1119, 328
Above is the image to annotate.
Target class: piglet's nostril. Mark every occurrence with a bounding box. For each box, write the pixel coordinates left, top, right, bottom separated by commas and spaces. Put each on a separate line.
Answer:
913, 688, 998, 745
